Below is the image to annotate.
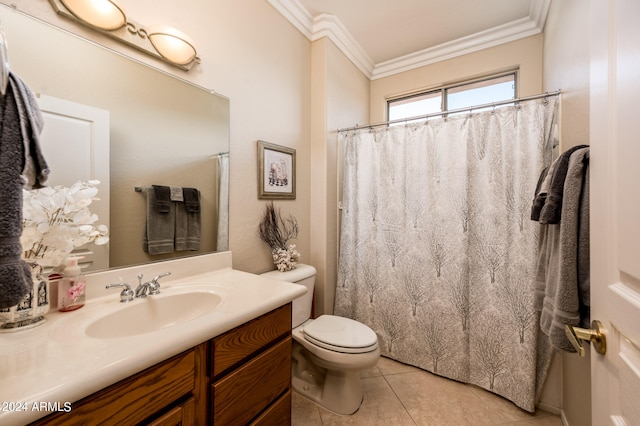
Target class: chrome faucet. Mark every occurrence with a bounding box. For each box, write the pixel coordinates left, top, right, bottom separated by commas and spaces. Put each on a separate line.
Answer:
135, 272, 171, 299
134, 273, 149, 298
105, 282, 134, 303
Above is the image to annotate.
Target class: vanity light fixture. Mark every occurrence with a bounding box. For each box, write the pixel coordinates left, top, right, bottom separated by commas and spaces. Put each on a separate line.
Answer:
59, 0, 127, 31
142, 25, 198, 66
49, 0, 200, 71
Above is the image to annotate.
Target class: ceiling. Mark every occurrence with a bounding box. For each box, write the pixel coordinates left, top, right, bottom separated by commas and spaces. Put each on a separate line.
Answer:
268, 0, 551, 79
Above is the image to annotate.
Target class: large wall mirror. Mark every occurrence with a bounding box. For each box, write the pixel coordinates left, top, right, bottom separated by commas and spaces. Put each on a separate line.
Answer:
0, 4, 230, 272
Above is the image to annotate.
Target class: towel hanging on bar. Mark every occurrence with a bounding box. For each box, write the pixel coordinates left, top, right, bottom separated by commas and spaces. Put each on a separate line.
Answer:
532, 146, 590, 352
142, 185, 174, 254
138, 185, 201, 254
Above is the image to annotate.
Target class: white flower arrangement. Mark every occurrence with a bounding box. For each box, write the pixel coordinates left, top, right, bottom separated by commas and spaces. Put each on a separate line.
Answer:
21, 180, 109, 268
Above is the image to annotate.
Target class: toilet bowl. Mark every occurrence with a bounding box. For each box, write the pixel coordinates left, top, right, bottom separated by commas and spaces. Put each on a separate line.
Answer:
261, 264, 380, 415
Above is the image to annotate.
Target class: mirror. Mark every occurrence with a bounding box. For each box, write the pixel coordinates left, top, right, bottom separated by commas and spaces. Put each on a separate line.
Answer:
0, 4, 230, 271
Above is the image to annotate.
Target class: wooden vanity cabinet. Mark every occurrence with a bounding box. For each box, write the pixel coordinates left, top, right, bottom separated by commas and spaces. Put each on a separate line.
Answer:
29, 303, 293, 426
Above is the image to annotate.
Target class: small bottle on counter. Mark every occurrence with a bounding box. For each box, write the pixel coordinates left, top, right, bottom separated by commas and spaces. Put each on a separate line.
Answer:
58, 256, 86, 312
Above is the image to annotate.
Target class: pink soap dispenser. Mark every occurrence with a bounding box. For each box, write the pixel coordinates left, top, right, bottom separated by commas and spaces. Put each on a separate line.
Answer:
58, 256, 86, 312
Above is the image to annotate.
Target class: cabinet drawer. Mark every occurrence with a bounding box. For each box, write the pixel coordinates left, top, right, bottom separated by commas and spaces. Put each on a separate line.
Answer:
212, 337, 291, 425
249, 389, 292, 426
31, 349, 197, 426
212, 304, 291, 377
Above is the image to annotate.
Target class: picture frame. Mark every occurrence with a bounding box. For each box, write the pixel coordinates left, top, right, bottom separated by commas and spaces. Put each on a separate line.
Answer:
257, 140, 296, 199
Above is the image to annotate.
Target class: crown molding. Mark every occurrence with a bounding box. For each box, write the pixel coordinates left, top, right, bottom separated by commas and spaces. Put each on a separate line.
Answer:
268, 0, 550, 80
529, 0, 552, 29
311, 14, 374, 77
267, 0, 374, 76
371, 15, 543, 79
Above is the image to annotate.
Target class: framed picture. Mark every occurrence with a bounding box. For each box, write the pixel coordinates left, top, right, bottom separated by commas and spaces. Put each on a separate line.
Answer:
258, 140, 296, 199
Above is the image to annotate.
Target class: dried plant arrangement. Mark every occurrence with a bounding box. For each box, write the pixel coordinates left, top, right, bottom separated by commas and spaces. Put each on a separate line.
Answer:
258, 201, 300, 271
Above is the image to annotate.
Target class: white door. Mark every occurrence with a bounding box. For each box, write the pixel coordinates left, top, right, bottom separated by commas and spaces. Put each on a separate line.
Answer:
36, 95, 110, 272
590, 0, 640, 424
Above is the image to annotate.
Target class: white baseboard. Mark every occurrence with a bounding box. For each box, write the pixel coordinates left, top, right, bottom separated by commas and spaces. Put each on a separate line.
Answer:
537, 401, 561, 416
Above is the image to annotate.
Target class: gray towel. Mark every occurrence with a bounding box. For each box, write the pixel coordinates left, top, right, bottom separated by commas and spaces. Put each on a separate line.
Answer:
577, 152, 590, 328
534, 147, 590, 352
143, 186, 174, 254
531, 159, 558, 221
10, 74, 49, 189
531, 166, 549, 221
183, 187, 200, 213
0, 74, 47, 308
538, 144, 588, 224
152, 185, 171, 213
175, 188, 200, 251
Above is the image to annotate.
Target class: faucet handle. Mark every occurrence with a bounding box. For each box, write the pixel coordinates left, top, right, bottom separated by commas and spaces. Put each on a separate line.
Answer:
152, 272, 172, 282
148, 272, 171, 295
106, 282, 134, 303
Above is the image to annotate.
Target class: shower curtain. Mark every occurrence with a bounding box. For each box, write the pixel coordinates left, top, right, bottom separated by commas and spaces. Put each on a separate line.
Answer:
335, 98, 558, 412
216, 152, 229, 251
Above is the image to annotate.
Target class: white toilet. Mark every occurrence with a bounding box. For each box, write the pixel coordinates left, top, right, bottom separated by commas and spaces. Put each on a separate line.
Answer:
261, 264, 380, 415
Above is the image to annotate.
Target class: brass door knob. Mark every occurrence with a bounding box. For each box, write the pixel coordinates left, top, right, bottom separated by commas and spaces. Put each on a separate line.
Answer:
565, 320, 607, 356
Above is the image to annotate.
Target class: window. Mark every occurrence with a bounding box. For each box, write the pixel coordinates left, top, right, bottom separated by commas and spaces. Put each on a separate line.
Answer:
388, 72, 516, 123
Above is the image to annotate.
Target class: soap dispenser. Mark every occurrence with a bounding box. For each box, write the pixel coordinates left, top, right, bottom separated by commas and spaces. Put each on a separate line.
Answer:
58, 256, 86, 312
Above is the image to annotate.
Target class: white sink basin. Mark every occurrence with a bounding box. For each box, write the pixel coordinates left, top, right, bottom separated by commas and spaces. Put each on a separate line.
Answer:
85, 291, 222, 339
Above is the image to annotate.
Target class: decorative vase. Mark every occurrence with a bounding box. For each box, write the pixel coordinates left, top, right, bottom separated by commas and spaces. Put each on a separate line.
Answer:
0, 264, 50, 332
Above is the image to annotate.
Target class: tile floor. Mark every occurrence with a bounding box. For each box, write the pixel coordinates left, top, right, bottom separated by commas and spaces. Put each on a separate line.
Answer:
291, 357, 563, 426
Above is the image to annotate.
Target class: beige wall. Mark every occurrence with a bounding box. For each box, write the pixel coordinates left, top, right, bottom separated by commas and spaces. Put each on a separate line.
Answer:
370, 35, 544, 123
543, 0, 591, 151
543, 1, 592, 425
198, 2, 313, 274
309, 38, 370, 315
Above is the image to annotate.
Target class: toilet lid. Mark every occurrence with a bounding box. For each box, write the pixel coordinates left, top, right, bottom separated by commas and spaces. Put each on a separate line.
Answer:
303, 315, 378, 354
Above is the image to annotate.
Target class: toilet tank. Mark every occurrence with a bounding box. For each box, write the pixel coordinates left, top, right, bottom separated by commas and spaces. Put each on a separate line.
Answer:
260, 264, 316, 328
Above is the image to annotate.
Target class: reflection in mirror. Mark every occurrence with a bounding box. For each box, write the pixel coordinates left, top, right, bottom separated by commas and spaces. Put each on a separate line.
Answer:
0, 4, 230, 272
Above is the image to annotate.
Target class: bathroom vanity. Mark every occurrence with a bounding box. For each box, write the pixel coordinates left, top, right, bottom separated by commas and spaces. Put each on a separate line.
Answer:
0, 253, 305, 426
30, 304, 292, 425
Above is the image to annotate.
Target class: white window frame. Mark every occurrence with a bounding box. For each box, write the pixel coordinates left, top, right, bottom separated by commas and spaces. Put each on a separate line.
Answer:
387, 71, 518, 123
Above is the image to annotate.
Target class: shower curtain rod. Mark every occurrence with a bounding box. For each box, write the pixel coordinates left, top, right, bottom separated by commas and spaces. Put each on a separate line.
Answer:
337, 90, 561, 133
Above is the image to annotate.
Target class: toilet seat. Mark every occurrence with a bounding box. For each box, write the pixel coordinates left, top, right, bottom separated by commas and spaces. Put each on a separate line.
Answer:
302, 315, 378, 354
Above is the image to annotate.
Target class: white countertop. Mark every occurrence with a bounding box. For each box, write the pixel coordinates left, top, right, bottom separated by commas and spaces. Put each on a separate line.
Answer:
0, 252, 306, 425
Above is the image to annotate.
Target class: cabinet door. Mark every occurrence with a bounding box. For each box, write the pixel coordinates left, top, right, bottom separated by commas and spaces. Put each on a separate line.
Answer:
212, 338, 291, 425
147, 397, 195, 426
249, 390, 292, 426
